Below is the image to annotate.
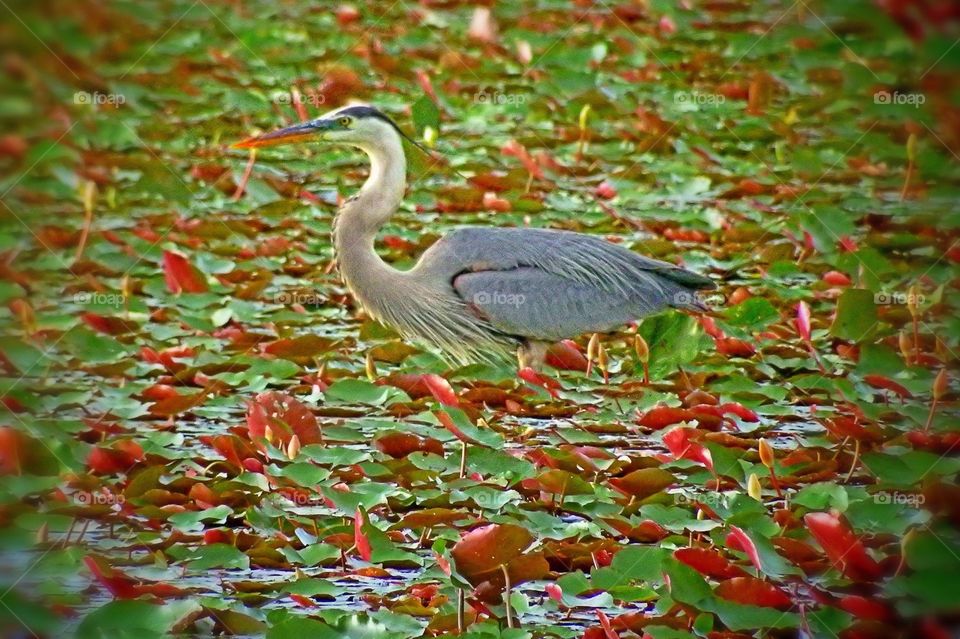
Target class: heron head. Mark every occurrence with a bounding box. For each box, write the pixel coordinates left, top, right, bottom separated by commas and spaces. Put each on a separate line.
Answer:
232, 104, 404, 150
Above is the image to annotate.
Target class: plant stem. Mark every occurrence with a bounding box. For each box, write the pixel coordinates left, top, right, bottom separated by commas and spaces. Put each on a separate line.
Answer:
768, 467, 783, 498
844, 439, 860, 482
233, 149, 257, 200
501, 564, 513, 629
900, 159, 913, 201
75, 187, 95, 262
913, 315, 920, 365
924, 397, 938, 433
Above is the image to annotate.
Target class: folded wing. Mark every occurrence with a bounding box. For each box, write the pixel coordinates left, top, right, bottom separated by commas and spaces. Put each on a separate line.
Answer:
414, 227, 714, 340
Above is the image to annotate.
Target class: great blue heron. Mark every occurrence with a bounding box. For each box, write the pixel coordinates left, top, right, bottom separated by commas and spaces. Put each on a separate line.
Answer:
234, 104, 716, 369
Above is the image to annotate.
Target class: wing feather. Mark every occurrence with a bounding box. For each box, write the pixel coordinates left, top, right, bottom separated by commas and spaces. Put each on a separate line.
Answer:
411, 226, 714, 341
418, 227, 714, 296
454, 267, 658, 340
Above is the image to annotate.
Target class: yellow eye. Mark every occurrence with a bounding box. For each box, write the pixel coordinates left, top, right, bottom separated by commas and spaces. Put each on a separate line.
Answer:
338, 117, 351, 127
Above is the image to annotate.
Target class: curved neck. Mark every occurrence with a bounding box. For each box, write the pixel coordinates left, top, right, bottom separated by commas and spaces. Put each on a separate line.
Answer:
335, 132, 407, 241
332, 131, 408, 313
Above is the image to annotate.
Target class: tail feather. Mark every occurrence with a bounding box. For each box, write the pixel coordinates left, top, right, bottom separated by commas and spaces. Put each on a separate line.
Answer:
658, 265, 716, 291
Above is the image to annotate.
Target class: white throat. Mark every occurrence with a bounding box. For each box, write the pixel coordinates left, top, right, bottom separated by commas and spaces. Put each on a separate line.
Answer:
331, 123, 408, 321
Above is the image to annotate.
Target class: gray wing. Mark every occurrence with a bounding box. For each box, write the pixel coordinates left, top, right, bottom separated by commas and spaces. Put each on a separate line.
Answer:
413, 227, 714, 341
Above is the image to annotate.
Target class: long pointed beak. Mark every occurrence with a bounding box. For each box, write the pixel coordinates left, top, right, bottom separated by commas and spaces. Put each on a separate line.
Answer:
232, 120, 326, 149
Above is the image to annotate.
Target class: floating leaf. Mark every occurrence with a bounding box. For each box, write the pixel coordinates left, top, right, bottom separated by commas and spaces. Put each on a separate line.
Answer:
804, 511, 882, 581
830, 289, 878, 342
451, 523, 534, 585
246, 391, 322, 447
162, 250, 208, 294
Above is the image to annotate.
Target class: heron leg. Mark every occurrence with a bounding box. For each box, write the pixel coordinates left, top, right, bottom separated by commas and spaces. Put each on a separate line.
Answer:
517, 340, 549, 371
